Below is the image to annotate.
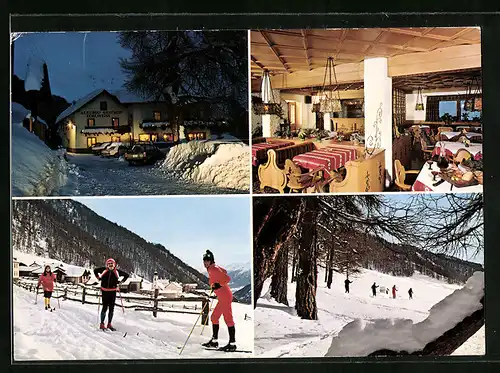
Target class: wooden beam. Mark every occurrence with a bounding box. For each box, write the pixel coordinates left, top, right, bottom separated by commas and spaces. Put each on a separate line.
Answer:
260, 31, 290, 72
251, 55, 266, 71
301, 30, 312, 70
268, 44, 481, 90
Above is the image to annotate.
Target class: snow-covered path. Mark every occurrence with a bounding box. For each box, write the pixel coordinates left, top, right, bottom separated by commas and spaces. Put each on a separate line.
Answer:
58, 154, 244, 196
254, 269, 482, 358
14, 286, 253, 360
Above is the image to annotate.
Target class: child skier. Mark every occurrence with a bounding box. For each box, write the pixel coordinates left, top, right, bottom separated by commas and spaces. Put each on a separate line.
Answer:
201, 250, 236, 352
408, 288, 413, 299
37, 265, 57, 310
371, 282, 379, 297
93, 258, 129, 331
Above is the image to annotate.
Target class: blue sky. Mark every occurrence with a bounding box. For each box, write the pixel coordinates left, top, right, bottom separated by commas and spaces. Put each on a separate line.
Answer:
380, 193, 484, 265
13, 32, 131, 102
74, 196, 252, 270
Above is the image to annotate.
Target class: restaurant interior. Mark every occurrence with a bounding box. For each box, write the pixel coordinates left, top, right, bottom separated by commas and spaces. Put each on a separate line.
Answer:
250, 27, 483, 193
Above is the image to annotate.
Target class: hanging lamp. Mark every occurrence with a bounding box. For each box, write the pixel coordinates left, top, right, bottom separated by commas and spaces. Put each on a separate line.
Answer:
318, 57, 342, 113
253, 70, 284, 118
415, 87, 424, 111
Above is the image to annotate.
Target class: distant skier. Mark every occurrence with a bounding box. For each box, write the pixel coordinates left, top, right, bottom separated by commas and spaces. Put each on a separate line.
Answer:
392, 285, 398, 299
93, 258, 129, 331
408, 288, 413, 300
344, 278, 352, 293
371, 282, 379, 297
386, 288, 389, 295
37, 265, 57, 310
201, 250, 236, 352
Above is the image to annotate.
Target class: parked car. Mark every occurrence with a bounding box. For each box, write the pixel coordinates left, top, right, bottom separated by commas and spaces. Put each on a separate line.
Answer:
124, 144, 166, 165
101, 142, 123, 157
91, 142, 112, 155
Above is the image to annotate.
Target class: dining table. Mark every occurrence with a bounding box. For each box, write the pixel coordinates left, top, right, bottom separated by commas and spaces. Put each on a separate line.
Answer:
439, 132, 482, 141
292, 146, 357, 179
431, 141, 483, 160
251, 140, 294, 166
411, 161, 483, 192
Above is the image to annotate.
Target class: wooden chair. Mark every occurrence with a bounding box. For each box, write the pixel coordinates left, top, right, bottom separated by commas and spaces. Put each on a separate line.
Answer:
394, 159, 419, 191
284, 160, 323, 193
454, 148, 473, 164
436, 126, 453, 141
419, 137, 434, 161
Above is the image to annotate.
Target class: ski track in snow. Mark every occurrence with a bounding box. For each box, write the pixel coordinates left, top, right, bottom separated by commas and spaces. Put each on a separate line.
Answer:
14, 286, 253, 360
254, 269, 484, 358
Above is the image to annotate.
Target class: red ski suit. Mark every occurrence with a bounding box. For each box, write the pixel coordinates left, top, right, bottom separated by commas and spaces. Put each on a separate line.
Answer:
37, 273, 56, 292
207, 264, 234, 327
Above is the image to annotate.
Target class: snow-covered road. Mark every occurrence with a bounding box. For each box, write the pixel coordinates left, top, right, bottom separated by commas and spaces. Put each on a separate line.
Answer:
58, 154, 244, 196
13, 285, 253, 360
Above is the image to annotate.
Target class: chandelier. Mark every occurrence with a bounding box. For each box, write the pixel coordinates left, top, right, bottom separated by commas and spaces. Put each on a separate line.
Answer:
318, 57, 342, 113
253, 70, 284, 117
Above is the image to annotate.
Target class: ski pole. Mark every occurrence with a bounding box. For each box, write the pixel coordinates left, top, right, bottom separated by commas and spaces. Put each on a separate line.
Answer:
179, 289, 213, 356
200, 294, 215, 335
34, 286, 38, 305
55, 284, 61, 309
117, 287, 127, 322
97, 288, 101, 327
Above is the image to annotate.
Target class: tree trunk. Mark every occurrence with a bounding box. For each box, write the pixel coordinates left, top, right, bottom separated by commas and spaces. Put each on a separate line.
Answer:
270, 243, 289, 306
369, 297, 484, 356
253, 198, 301, 307
326, 246, 334, 290
295, 199, 318, 320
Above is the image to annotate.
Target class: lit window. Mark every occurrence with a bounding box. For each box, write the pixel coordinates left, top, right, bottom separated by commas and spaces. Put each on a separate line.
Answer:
112, 118, 119, 128
139, 134, 150, 142
154, 111, 161, 121
111, 136, 121, 142
87, 118, 95, 127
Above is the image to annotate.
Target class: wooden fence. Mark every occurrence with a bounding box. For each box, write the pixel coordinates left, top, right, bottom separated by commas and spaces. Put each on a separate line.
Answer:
15, 279, 211, 325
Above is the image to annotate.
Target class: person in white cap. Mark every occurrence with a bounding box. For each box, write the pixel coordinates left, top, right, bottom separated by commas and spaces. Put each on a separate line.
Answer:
93, 258, 129, 330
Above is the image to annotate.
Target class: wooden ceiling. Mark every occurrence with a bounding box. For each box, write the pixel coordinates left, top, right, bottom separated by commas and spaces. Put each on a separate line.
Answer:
276, 68, 482, 95
251, 27, 481, 90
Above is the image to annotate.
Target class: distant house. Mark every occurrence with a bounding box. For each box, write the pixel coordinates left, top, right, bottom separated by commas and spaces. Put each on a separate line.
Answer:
62, 266, 92, 284
160, 281, 183, 299
13, 259, 20, 279
18, 265, 34, 278
12, 102, 49, 143
119, 276, 143, 293
182, 283, 198, 292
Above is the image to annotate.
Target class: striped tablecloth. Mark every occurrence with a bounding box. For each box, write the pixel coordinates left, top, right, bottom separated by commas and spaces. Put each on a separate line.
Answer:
293, 147, 357, 178
251, 141, 294, 166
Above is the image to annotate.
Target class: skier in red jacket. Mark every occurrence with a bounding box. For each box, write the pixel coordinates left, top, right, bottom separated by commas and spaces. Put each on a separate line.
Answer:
392, 285, 398, 299
201, 250, 236, 352
37, 265, 57, 310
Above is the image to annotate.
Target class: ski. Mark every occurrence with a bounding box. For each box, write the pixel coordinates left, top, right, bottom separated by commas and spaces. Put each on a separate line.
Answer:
203, 347, 252, 353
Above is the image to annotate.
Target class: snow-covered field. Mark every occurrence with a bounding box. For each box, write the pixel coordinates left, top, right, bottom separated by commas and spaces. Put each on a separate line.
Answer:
13, 284, 253, 360
11, 103, 69, 196
254, 269, 484, 358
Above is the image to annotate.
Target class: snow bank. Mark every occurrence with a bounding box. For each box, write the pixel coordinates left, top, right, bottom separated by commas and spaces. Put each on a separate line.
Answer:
325, 271, 484, 357
12, 104, 68, 196
159, 140, 250, 191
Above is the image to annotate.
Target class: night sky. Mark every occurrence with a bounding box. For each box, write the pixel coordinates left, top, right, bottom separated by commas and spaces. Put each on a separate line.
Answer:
13, 32, 132, 103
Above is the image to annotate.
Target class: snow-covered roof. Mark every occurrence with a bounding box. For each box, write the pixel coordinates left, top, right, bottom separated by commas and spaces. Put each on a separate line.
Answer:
63, 265, 89, 277
121, 276, 143, 286
18, 265, 32, 272
81, 128, 118, 134
11, 102, 31, 123
56, 89, 107, 124
26, 113, 48, 127
24, 57, 44, 92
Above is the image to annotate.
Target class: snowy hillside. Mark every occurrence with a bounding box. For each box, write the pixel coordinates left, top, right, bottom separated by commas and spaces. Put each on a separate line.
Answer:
12, 199, 210, 286
159, 137, 250, 192
13, 284, 253, 360
11, 102, 69, 196
254, 269, 484, 358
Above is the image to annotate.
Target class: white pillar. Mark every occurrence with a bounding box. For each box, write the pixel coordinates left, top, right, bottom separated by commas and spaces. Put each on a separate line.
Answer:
261, 73, 272, 138
323, 113, 332, 132
364, 57, 393, 184
262, 115, 272, 137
